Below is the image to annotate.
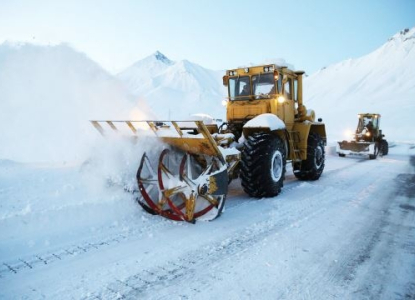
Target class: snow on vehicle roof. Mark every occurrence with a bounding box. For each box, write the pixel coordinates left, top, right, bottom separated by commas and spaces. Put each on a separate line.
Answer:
243, 113, 285, 130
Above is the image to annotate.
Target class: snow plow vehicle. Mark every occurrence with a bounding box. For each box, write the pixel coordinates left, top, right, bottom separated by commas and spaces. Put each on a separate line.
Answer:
337, 113, 388, 159
91, 64, 327, 222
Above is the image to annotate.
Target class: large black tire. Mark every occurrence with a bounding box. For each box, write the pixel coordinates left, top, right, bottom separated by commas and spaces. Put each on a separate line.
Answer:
381, 140, 389, 156
240, 132, 286, 198
293, 132, 325, 180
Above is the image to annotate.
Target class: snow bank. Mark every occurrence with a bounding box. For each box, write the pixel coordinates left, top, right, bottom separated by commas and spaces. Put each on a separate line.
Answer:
0, 42, 152, 163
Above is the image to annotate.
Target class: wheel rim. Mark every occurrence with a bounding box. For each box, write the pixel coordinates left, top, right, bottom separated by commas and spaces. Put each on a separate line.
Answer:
271, 150, 283, 181
314, 146, 323, 169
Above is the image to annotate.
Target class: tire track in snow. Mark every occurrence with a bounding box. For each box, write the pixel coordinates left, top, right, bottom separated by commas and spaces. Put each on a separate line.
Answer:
85, 182, 349, 299
275, 158, 413, 299
97, 157, 409, 299
1, 154, 387, 298
0, 214, 172, 279
0, 184, 270, 280
0, 153, 357, 279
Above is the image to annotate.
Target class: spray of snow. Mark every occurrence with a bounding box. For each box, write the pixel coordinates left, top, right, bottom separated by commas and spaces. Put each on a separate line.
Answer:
81, 133, 165, 195
0, 42, 152, 163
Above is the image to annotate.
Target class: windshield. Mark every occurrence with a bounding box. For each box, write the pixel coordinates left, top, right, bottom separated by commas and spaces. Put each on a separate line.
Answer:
357, 116, 378, 133
252, 73, 276, 98
228, 73, 277, 100
229, 76, 251, 100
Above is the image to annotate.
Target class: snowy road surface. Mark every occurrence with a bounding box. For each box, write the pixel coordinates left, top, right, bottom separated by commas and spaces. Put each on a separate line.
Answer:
1, 144, 415, 299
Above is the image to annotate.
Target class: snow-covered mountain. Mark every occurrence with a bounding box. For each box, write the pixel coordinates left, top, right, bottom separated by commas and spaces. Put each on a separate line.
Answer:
119, 27, 415, 143
304, 27, 415, 143
118, 51, 226, 120
1, 27, 414, 163
0, 42, 151, 162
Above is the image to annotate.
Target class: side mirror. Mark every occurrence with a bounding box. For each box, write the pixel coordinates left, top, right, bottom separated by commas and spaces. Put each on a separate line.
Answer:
222, 75, 229, 86
318, 118, 322, 122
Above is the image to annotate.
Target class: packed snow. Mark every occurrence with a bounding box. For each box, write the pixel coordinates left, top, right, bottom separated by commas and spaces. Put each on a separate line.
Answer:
244, 113, 286, 130
1, 143, 415, 299
1, 27, 415, 299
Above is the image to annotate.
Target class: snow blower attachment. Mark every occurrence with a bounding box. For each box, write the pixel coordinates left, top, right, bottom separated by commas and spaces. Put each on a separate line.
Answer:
91, 120, 240, 222
336, 113, 388, 159
91, 63, 327, 222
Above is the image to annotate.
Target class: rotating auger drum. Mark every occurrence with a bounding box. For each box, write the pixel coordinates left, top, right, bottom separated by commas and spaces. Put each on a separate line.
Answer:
90, 120, 240, 223
136, 148, 228, 222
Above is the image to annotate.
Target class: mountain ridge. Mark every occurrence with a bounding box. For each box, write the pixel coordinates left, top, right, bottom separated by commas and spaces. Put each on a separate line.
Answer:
117, 51, 225, 119
304, 26, 415, 142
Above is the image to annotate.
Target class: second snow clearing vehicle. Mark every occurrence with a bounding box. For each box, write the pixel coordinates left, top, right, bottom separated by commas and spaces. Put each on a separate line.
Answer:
91, 64, 327, 223
337, 113, 389, 159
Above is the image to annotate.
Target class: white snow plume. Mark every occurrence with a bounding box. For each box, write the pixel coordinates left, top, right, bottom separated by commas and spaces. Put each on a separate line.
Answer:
118, 51, 226, 121
81, 133, 165, 195
304, 27, 415, 143
0, 42, 152, 163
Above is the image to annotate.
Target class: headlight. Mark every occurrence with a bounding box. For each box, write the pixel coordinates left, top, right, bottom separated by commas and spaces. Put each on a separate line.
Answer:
365, 132, 371, 137
264, 66, 274, 72
344, 129, 354, 139
277, 96, 285, 103
221, 99, 228, 106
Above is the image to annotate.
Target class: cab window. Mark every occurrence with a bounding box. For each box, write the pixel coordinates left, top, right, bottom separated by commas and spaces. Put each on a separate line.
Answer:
277, 74, 282, 94
284, 78, 292, 100
229, 76, 250, 100
372, 117, 379, 128
293, 79, 298, 102
252, 73, 276, 98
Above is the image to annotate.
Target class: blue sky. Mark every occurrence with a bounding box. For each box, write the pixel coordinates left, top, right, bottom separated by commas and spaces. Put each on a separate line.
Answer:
0, 0, 414, 74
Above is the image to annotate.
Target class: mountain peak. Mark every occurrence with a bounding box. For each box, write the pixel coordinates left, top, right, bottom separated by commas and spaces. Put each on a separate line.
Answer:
388, 27, 415, 43
152, 51, 172, 64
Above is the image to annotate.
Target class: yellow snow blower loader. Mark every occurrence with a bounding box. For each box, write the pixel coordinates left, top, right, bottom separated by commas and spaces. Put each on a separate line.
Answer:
91, 64, 326, 222
337, 113, 388, 159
